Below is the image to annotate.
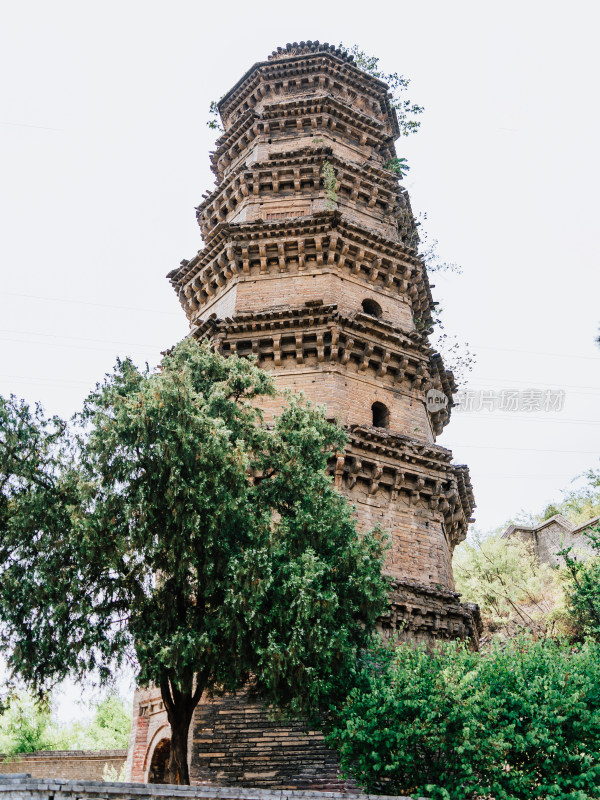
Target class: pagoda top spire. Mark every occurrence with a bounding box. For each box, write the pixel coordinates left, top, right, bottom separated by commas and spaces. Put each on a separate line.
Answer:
266, 41, 355, 62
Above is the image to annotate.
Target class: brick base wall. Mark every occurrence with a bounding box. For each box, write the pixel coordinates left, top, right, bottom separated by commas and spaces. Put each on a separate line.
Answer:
128, 689, 349, 791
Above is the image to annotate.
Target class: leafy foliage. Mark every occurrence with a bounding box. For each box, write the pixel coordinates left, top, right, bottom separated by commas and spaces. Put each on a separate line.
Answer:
65, 694, 132, 750
383, 157, 410, 179
542, 469, 600, 526
497, 470, 600, 531
206, 100, 223, 132
321, 160, 338, 210
328, 636, 600, 800
0, 339, 388, 783
0, 694, 57, 755
103, 762, 127, 782
412, 214, 476, 384
0, 693, 131, 755
338, 44, 424, 137
559, 525, 600, 640
454, 534, 564, 636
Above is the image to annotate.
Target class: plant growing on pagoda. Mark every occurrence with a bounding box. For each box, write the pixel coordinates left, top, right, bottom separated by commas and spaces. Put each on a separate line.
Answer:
321, 160, 338, 210
383, 157, 410, 179
0, 339, 389, 785
206, 100, 223, 132
338, 44, 424, 137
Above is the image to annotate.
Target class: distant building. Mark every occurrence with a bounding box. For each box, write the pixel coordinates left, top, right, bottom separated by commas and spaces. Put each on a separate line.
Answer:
503, 513, 600, 566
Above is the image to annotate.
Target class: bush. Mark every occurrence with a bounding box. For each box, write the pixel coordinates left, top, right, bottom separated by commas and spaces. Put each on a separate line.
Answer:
560, 525, 600, 640
327, 637, 600, 799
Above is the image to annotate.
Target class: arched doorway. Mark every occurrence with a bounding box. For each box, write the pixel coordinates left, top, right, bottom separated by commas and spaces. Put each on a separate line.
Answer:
148, 737, 171, 783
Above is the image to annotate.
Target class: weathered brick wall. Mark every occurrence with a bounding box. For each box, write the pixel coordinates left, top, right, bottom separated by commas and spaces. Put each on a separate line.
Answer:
198, 273, 415, 331
190, 692, 344, 790
256, 368, 432, 439
125, 688, 170, 783
0, 751, 126, 781
127, 690, 344, 790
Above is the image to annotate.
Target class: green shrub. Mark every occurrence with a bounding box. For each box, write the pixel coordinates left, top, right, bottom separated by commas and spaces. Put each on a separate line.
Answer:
559, 525, 600, 640
327, 637, 600, 799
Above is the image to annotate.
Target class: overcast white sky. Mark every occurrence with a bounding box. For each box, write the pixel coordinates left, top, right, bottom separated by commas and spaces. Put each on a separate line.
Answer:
1, 0, 599, 541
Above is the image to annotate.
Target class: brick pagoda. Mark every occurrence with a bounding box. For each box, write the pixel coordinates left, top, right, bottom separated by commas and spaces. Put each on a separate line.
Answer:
127, 41, 479, 789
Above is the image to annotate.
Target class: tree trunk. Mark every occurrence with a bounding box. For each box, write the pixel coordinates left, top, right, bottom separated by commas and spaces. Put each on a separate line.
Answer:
166, 704, 193, 785
160, 675, 203, 785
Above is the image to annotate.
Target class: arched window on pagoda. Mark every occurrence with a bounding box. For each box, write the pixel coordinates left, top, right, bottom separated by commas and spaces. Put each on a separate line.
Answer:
371, 402, 389, 428
362, 298, 382, 318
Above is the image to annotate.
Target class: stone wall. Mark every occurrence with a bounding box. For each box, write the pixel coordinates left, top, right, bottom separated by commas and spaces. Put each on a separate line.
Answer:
0, 774, 415, 800
0, 751, 126, 781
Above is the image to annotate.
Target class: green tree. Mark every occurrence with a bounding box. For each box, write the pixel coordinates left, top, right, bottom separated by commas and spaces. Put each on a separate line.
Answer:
0, 694, 58, 755
328, 636, 600, 799
0, 692, 131, 755
0, 339, 388, 784
65, 694, 132, 750
453, 534, 561, 635
541, 469, 600, 525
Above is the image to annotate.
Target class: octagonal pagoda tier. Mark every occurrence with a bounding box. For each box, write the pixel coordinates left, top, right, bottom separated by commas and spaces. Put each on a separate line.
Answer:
168, 212, 430, 336
196, 145, 417, 244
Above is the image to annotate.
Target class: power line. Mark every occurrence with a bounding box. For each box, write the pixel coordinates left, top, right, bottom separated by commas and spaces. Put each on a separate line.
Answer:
452, 444, 600, 455
1, 292, 599, 365
0, 120, 62, 132
473, 344, 600, 362
0, 291, 183, 318
0, 336, 161, 356
452, 415, 600, 426
0, 374, 94, 387
0, 329, 165, 350
465, 377, 600, 393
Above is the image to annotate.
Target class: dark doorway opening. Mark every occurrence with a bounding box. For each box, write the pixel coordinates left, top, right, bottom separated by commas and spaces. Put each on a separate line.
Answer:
148, 738, 171, 784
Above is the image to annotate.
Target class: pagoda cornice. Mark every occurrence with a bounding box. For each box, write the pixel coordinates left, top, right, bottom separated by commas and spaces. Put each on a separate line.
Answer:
191, 303, 454, 434
168, 212, 433, 327
196, 145, 417, 247
331, 426, 475, 545
384, 581, 482, 645
193, 302, 428, 353
210, 95, 396, 181
217, 42, 399, 139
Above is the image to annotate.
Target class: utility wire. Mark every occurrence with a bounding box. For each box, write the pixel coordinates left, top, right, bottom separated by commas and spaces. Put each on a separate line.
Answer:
0, 291, 183, 317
